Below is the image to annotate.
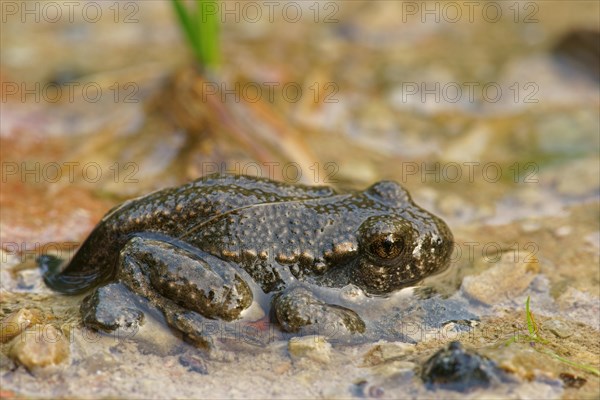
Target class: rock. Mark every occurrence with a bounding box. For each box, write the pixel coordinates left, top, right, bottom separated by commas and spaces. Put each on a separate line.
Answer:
559, 372, 587, 389
8, 325, 69, 369
362, 341, 415, 366
421, 341, 507, 392
461, 252, 540, 305
543, 319, 573, 339
288, 335, 331, 363
1, 308, 44, 343
16, 269, 42, 290
351, 380, 385, 399
553, 29, 600, 82
272, 361, 292, 375
178, 353, 209, 375
554, 226, 572, 237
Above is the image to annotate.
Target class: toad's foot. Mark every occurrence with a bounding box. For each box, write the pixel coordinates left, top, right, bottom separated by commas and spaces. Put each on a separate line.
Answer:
80, 282, 144, 332
273, 286, 366, 340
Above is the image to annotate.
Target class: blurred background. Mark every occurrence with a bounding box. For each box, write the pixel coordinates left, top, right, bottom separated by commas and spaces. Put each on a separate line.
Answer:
1, 1, 598, 246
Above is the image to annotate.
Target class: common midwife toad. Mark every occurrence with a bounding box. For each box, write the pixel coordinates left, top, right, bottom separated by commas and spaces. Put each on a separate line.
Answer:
44, 174, 453, 347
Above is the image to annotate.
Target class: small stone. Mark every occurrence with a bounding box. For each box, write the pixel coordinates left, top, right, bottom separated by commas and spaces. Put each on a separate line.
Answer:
339, 284, 365, 302
554, 226, 572, 237
372, 360, 417, 378
178, 353, 209, 375
367, 385, 385, 398
544, 319, 573, 338
288, 335, 331, 363
559, 372, 587, 389
363, 342, 415, 366
16, 269, 41, 290
1, 308, 44, 343
8, 325, 69, 369
273, 361, 292, 375
421, 341, 505, 392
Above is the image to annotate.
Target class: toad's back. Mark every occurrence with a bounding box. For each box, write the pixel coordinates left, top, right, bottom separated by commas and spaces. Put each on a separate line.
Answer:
45, 175, 338, 294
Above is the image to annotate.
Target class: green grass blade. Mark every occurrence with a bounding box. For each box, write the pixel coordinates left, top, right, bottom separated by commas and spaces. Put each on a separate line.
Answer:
196, 0, 220, 70
525, 296, 535, 336
171, 0, 201, 58
505, 336, 518, 346
507, 295, 598, 377
542, 349, 600, 376
171, 0, 221, 70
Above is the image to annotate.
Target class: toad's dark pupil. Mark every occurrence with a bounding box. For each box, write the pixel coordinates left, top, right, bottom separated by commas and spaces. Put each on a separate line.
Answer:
383, 236, 394, 253
373, 234, 403, 259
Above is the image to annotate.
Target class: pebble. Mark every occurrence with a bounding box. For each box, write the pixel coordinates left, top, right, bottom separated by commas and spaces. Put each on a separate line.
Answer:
16, 269, 41, 290
554, 226, 572, 237
559, 372, 587, 389
543, 319, 573, 338
520, 220, 541, 233
8, 325, 69, 369
1, 308, 44, 343
178, 353, 209, 375
362, 341, 415, 366
288, 335, 331, 363
273, 361, 292, 375
421, 341, 505, 392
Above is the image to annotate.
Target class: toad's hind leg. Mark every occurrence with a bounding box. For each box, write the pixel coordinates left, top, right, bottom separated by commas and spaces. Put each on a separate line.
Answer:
82, 236, 254, 349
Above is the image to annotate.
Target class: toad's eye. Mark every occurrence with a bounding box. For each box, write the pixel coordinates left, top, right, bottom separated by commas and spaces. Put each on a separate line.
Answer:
368, 234, 404, 260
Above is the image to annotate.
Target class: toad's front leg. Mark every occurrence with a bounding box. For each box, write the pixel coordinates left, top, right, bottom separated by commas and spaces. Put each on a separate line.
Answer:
81, 235, 254, 348
272, 286, 366, 339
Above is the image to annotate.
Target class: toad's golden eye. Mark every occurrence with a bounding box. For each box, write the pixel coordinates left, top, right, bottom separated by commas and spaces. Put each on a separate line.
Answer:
368, 233, 404, 260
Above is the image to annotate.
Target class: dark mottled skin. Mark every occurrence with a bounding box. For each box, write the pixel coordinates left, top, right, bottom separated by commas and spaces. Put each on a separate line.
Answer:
44, 174, 453, 346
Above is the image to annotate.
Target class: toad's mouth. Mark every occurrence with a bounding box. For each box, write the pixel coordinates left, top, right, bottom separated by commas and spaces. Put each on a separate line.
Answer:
350, 248, 456, 296
350, 259, 415, 296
